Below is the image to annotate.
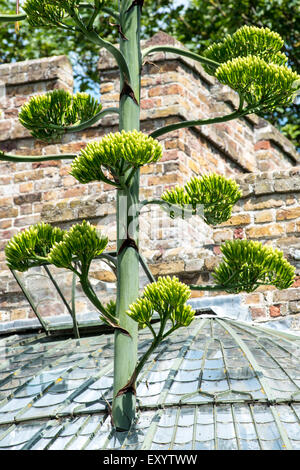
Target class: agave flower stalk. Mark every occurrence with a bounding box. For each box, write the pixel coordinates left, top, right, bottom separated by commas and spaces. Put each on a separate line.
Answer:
110, 0, 143, 432
0, 3, 299, 433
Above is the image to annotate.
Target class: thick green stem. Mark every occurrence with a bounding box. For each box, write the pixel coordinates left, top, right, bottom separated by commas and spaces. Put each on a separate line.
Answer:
67, 6, 131, 84
64, 107, 119, 133
127, 314, 176, 388
112, 0, 142, 431
80, 274, 110, 317
79, 273, 133, 336
0, 153, 76, 163
142, 45, 220, 70
0, 13, 26, 22
87, 0, 101, 29
150, 109, 250, 139
71, 272, 80, 339
132, 334, 160, 383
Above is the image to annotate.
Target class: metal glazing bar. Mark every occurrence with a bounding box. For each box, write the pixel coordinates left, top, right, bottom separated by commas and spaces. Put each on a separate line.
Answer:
225, 319, 300, 400
291, 404, 300, 425
140, 409, 163, 451
197, 336, 210, 392
192, 406, 198, 450
43, 265, 80, 338
0, 339, 74, 416
255, 339, 300, 396
212, 322, 231, 393
138, 254, 155, 283
217, 319, 276, 403
230, 404, 241, 450
157, 319, 209, 406
227, 318, 300, 344
170, 407, 181, 450
213, 403, 218, 450
21, 422, 53, 450
249, 404, 263, 450
42, 422, 70, 451
137, 397, 292, 410
0, 424, 16, 446
100, 427, 115, 451
63, 415, 92, 450
9, 356, 113, 426
10, 269, 50, 333
81, 414, 108, 450
270, 405, 293, 450
140, 319, 208, 449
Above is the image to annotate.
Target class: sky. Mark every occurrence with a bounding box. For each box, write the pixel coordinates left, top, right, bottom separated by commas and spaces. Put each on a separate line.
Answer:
174, 0, 189, 5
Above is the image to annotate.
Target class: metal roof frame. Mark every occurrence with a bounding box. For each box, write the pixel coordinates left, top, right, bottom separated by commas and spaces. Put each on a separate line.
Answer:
0, 316, 299, 450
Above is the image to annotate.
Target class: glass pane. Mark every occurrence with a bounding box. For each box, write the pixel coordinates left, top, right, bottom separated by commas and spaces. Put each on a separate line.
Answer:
194, 440, 214, 450
239, 439, 260, 450
217, 438, 238, 450
195, 423, 214, 441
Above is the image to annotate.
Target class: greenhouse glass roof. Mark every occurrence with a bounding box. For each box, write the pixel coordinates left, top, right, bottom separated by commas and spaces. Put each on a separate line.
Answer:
0, 314, 299, 450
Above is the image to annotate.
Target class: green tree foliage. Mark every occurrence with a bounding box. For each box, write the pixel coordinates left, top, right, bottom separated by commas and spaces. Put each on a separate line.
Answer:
0, 0, 182, 92
2, 1, 298, 147
175, 0, 300, 147
0, 0, 112, 92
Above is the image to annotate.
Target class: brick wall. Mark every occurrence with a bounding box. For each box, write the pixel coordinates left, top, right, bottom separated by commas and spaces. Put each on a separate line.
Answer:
185, 168, 300, 323
0, 33, 299, 328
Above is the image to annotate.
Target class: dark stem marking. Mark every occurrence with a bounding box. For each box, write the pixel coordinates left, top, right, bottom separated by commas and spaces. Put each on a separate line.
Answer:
115, 370, 137, 397
120, 81, 139, 105
125, 0, 144, 13
110, 22, 128, 41
118, 237, 139, 256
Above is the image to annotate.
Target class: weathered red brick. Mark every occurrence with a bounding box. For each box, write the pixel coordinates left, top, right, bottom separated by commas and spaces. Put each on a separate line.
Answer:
254, 140, 271, 151
269, 305, 281, 317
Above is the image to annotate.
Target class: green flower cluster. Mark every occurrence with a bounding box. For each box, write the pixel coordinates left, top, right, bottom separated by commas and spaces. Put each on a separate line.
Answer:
48, 220, 108, 271
5, 223, 65, 272
105, 300, 117, 319
70, 130, 163, 185
161, 173, 242, 225
23, 0, 85, 27
203, 26, 300, 112
5, 221, 108, 275
127, 276, 195, 330
216, 57, 300, 112
19, 89, 102, 142
213, 240, 296, 293
204, 26, 287, 73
